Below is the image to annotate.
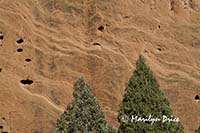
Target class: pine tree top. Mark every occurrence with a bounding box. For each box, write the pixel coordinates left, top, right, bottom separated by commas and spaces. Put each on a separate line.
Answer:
118, 56, 184, 133
55, 77, 108, 133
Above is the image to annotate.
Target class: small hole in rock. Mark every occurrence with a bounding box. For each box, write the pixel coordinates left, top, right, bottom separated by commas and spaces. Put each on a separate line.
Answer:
2, 132, 8, 133
0, 68, 2, 72
195, 95, 200, 100
158, 25, 161, 29
25, 59, 31, 62
2, 117, 5, 120
16, 38, 24, 44
20, 79, 34, 85
0, 35, 3, 40
0, 126, 3, 129
98, 26, 104, 32
0, 32, 3, 40
17, 48, 23, 52
93, 42, 101, 46
157, 48, 162, 51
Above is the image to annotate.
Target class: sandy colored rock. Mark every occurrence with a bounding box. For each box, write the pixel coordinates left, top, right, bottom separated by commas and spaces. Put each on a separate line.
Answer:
0, 0, 200, 132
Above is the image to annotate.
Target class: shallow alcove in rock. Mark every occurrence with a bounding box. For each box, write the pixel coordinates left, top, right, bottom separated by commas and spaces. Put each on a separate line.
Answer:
93, 42, 101, 46
20, 79, 34, 85
170, 0, 175, 11
195, 95, 200, 100
16, 38, 24, 44
0, 125, 3, 129
17, 48, 23, 52
98, 25, 104, 32
0, 68, 2, 72
25, 58, 31, 62
2, 131, 8, 133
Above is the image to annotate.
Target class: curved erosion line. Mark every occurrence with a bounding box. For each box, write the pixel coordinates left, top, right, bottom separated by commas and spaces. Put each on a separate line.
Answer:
154, 61, 200, 82
0, 7, 18, 15
6, 5, 60, 45
17, 6, 81, 45
156, 70, 200, 86
3, 0, 134, 70
20, 20, 88, 55
15, 1, 58, 33
116, 25, 189, 52
19, 84, 64, 113
101, 46, 133, 69
157, 59, 200, 72
0, 7, 53, 46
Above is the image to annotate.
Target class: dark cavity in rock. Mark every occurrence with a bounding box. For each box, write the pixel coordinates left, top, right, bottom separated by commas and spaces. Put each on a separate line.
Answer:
25, 58, 31, 62
195, 95, 200, 100
20, 79, 34, 85
93, 42, 101, 46
16, 38, 24, 44
98, 25, 104, 32
17, 48, 23, 52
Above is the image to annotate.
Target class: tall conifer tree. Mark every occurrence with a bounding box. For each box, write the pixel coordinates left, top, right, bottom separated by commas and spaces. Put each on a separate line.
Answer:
118, 56, 184, 133
55, 77, 108, 133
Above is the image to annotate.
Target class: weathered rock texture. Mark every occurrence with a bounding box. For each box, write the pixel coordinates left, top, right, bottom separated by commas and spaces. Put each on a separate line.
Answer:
0, 0, 200, 132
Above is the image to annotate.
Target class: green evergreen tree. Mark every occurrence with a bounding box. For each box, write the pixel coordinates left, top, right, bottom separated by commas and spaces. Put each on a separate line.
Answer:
118, 56, 184, 133
55, 77, 108, 133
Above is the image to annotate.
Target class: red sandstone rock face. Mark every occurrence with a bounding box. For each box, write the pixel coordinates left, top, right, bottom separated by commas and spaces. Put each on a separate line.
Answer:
0, 0, 200, 132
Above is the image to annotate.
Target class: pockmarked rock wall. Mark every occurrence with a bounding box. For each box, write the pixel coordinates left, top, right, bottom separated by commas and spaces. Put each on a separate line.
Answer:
0, 0, 200, 132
